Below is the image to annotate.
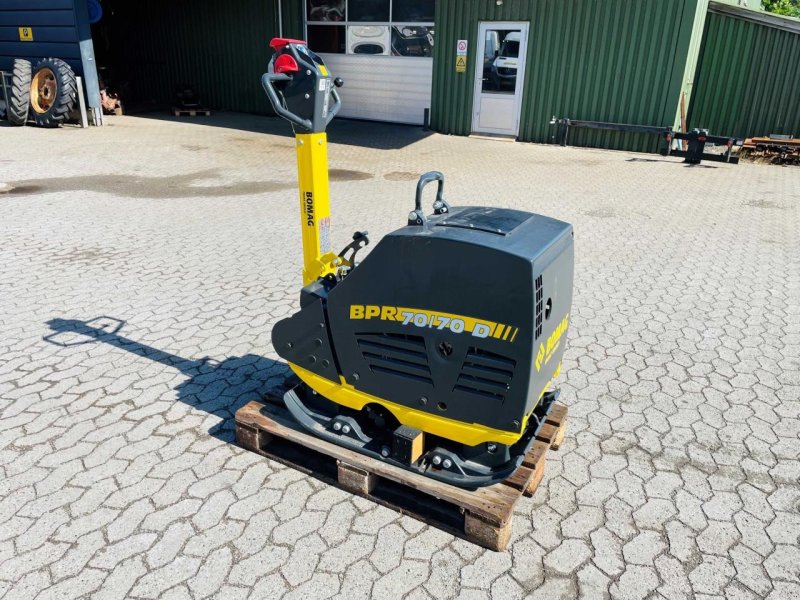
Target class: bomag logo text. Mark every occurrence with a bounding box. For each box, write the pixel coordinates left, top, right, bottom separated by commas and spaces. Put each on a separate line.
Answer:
305, 192, 314, 226
535, 314, 569, 372
350, 304, 519, 342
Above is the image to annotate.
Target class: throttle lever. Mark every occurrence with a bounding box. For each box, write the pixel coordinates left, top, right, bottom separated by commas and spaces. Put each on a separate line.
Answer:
338, 231, 370, 268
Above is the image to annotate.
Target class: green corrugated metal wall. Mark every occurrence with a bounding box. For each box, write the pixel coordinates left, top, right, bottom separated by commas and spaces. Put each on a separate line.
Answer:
431, 0, 707, 151
688, 10, 800, 138
98, 0, 303, 113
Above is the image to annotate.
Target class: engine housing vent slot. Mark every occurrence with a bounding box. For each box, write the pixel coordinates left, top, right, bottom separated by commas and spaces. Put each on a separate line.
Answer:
356, 332, 432, 385
535, 275, 544, 339
455, 347, 516, 401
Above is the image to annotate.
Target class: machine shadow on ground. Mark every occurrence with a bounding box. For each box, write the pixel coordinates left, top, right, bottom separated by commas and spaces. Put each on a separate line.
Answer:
44, 317, 289, 443
129, 111, 433, 151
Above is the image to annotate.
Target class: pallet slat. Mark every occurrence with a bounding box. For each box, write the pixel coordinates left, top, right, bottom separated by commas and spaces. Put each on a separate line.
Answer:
235, 394, 568, 551
171, 107, 211, 117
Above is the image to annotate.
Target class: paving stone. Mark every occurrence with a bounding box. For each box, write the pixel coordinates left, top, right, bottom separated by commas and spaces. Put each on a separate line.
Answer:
423, 548, 463, 600
280, 533, 326, 587
404, 528, 453, 561
183, 521, 243, 557
141, 499, 201, 531
249, 574, 289, 599
576, 563, 610, 598
53, 508, 119, 543
655, 554, 693, 600
622, 530, 665, 566
334, 558, 380, 600
90, 533, 158, 569
763, 544, 800, 582
188, 547, 233, 598
369, 524, 409, 574
730, 544, 773, 597
609, 565, 659, 600
696, 521, 740, 556
228, 545, 289, 586
2, 570, 51, 600
689, 556, 736, 595
15, 506, 69, 553
37, 567, 106, 600
633, 498, 677, 530
766, 582, 800, 600
91, 556, 147, 600
146, 522, 195, 569
50, 531, 106, 581
318, 532, 375, 574
107, 498, 154, 542
232, 510, 278, 556
560, 505, 605, 539
130, 556, 201, 599
543, 539, 592, 576
372, 559, 429, 599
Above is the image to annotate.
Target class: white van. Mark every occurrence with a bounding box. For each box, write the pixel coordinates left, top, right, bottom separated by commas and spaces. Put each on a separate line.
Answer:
490, 31, 520, 89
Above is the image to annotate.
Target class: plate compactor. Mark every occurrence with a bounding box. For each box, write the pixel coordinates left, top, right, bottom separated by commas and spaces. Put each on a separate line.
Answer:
262, 39, 574, 488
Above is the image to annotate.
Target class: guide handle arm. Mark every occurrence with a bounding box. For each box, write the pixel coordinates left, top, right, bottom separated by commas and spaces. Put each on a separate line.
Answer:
261, 72, 313, 131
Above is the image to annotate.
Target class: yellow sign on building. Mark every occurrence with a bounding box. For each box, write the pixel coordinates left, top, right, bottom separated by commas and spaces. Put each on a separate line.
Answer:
455, 55, 466, 73
19, 27, 34, 41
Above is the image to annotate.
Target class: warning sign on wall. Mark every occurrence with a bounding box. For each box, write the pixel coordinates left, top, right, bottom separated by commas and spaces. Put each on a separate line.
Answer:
455, 56, 467, 73
18, 27, 33, 41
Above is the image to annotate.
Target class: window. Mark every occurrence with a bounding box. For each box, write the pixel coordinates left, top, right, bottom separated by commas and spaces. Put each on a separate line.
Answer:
392, 25, 433, 57
307, 1, 345, 22
306, 0, 435, 56
308, 25, 346, 53
392, 0, 434, 22
349, 0, 390, 22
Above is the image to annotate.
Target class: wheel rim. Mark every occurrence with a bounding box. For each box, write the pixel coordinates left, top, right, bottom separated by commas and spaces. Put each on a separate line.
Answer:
31, 68, 57, 114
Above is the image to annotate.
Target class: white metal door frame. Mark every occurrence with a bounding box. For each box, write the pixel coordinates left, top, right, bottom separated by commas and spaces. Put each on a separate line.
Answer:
471, 21, 529, 136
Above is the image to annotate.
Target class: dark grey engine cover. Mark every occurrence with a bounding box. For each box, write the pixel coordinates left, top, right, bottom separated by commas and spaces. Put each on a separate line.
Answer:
307, 206, 575, 437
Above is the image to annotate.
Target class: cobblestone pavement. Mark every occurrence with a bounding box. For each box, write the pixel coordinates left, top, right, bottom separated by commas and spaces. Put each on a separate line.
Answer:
1, 113, 799, 600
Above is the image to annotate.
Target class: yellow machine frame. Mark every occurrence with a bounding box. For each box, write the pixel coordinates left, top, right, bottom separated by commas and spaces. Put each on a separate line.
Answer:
295, 132, 339, 285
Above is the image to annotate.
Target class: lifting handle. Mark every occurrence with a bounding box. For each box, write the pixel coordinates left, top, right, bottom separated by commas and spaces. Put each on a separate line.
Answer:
415, 171, 446, 212
409, 171, 450, 227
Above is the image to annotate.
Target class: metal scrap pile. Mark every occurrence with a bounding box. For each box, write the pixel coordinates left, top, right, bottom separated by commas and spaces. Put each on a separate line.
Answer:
741, 135, 800, 165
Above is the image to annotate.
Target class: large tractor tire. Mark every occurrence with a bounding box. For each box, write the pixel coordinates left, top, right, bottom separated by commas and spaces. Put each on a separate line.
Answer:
29, 57, 76, 128
6, 59, 32, 126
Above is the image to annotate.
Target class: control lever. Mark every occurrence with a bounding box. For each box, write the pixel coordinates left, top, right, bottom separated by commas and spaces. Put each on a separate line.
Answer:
338, 231, 370, 269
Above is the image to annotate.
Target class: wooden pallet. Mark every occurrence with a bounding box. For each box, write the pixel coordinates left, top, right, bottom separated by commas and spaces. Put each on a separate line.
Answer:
235, 398, 567, 551
171, 106, 210, 117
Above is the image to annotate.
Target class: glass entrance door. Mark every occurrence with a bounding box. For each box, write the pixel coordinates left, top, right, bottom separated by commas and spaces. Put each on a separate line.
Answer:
471, 22, 529, 136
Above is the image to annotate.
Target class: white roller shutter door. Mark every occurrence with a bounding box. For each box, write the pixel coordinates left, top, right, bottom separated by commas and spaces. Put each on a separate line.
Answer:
319, 54, 432, 126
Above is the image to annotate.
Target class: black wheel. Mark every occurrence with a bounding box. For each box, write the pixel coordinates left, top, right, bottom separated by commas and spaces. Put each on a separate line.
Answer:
29, 57, 76, 128
6, 59, 32, 126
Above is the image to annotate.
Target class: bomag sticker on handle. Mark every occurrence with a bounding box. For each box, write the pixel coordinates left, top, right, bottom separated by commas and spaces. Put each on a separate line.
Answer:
304, 191, 314, 226
535, 314, 569, 372
350, 304, 518, 342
